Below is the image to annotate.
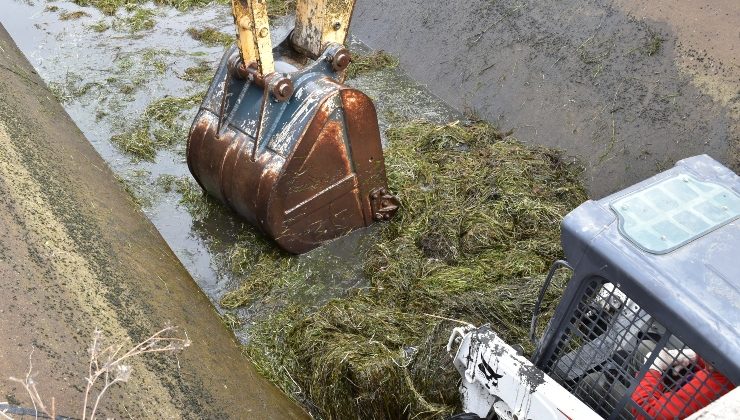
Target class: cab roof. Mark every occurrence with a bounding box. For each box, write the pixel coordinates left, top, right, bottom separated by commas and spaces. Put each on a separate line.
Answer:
561, 155, 740, 382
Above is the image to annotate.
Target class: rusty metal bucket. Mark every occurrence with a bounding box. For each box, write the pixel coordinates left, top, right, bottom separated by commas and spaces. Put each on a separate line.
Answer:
187, 40, 399, 254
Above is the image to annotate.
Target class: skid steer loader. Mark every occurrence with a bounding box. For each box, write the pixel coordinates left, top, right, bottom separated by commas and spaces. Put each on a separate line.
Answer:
447, 155, 739, 419
187, 0, 399, 254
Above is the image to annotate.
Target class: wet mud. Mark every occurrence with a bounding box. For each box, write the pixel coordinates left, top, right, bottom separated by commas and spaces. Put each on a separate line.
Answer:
352, 0, 739, 197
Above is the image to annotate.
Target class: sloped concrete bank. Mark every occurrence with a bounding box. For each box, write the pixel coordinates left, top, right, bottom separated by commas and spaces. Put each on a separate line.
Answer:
353, 0, 739, 197
0, 24, 307, 419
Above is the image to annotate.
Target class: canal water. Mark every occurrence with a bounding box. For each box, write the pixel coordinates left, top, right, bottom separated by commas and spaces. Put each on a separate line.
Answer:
1, 0, 457, 343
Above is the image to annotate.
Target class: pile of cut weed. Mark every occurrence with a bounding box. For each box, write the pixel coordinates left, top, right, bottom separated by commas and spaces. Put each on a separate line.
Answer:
163, 176, 225, 221
48, 72, 102, 103
218, 120, 586, 418
346, 50, 399, 79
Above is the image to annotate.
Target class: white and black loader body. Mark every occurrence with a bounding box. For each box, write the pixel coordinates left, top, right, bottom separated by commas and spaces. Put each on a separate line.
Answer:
448, 155, 740, 419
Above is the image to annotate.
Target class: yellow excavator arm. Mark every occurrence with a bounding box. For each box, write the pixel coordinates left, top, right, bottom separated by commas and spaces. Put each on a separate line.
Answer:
231, 0, 357, 75
231, 0, 274, 74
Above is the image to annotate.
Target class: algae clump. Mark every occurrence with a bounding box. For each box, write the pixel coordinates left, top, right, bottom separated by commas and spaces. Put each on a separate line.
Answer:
70, 0, 292, 19
187, 27, 234, 48
111, 93, 203, 161
72, 0, 229, 16
89, 20, 110, 32
123, 8, 157, 32
217, 120, 586, 418
180, 61, 214, 83
59, 10, 90, 20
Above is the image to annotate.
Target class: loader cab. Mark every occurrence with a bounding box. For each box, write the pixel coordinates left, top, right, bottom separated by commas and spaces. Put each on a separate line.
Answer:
531, 155, 740, 419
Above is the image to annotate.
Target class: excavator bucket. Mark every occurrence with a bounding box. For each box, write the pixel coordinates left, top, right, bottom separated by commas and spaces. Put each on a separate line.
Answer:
187, 0, 399, 254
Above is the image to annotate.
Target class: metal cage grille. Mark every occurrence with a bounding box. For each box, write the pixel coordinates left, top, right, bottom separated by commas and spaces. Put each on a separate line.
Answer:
541, 277, 735, 419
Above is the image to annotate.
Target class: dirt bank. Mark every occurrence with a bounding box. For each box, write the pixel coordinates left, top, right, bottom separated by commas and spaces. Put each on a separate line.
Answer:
0, 23, 306, 419
352, 0, 739, 197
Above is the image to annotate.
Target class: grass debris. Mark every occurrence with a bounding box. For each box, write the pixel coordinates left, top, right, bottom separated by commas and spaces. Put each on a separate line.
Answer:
141, 48, 169, 73
644, 30, 664, 56
60, 10, 90, 20
89, 20, 110, 32
180, 61, 214, 83
212, 120, 586, 418
69, 0, 292, 17
48, 73, 101, 103
106, 49, 170, 97
346, 50, 399, 79
266, 0, 295, 17
187, 27, 233, 48
111, 93, 203, 161
124, 8, 157, 32
72, 0, 229, 16
115, 170, 153, 207
111, 127, 156, 161
173, 177, 222, 221
185, 1, 295, 46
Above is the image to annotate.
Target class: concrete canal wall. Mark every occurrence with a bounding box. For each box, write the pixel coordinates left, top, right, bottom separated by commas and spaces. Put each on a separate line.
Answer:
0, 24, 306, 419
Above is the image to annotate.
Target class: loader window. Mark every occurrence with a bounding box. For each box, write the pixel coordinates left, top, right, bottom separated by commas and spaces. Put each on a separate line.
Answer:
610, 174, 740, 254
540, 278, 736, 419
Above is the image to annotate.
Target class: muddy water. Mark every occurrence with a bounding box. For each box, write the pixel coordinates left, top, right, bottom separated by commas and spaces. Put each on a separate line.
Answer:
0, 0, 457, 344
352, 0, 739, 197
2, 0, 230, 297
612, 0, 738, 110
